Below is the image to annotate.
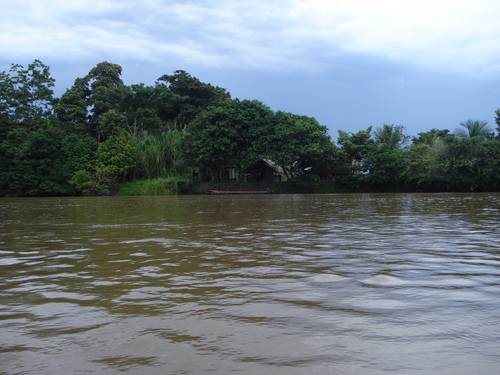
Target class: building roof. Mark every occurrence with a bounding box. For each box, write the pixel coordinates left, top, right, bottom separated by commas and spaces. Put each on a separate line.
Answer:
261, 159, 284, 175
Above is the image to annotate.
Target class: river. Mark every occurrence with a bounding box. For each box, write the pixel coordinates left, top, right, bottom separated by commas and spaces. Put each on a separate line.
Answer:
0, 194, 499, 374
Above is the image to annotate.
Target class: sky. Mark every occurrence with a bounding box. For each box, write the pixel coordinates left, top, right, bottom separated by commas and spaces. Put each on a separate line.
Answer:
1, 0, 500, 136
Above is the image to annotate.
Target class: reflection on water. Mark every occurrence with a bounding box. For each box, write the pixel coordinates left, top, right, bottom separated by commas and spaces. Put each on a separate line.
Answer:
0, 193, 499, 374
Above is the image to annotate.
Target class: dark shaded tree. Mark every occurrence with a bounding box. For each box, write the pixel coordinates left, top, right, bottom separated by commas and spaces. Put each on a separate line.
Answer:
157, 70, 230, 127
184, 99, 273, 180
266, 112, 336, 180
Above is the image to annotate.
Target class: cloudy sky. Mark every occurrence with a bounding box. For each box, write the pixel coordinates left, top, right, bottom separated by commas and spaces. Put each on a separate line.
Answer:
1, 0, 500, 135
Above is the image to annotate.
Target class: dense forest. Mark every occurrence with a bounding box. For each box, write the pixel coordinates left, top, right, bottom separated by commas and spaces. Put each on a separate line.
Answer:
0, 60, 499, 196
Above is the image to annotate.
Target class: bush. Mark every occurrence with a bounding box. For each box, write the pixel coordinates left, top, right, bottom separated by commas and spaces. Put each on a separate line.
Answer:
96, 131, 138, 186
69, 170, 96, 194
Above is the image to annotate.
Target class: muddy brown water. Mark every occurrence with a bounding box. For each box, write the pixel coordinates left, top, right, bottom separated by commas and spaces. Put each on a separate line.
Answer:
0, 194, 499, 374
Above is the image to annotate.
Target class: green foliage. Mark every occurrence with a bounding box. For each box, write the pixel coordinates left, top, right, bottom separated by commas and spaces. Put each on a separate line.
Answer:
0, 60, 55, 121
55, 78, 88, 127
436, 136, 499, 191
118, 177, 191, 195
267, 112, 336, 179
97, 109, 128, 141
405, 134, 500, 191
135, 130, 185, 179
364, 125, 409, 188
1, 59, 500, 196
87, 62, 123, 91
366, 147, 407, 188
55, 61, 125, 141
0, 121, 71, 195
157, 70, 230, 127
337, 127, 374, 176
185, 99, 274, 180
69, 170, 96, 194
455, 119, 494, 140
405, 142, 443, 189
96, 131, 138, 187
61, 134, 97, 176
374, 124, 409, 148
412, 128, 450, 145
118, 84, 166, 133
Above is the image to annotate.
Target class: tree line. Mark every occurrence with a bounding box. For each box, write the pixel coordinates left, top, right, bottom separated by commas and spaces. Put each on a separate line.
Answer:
0, 60, 499, 196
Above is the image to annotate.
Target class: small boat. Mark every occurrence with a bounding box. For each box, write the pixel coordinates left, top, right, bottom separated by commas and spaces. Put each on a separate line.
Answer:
209, 189, 271, 195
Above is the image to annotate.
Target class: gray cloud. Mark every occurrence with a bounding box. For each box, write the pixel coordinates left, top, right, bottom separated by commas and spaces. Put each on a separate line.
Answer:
1, 0, 500, 75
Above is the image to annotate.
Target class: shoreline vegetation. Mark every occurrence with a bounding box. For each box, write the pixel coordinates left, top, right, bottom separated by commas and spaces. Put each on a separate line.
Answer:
1, 60, 499, 197
118, 177, 192, 196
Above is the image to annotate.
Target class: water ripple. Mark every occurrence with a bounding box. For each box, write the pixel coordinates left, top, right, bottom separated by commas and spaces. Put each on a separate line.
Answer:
0, 193, 499, 374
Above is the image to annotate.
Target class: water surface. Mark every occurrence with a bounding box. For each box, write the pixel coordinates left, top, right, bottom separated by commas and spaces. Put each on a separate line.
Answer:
1, 194, 499, 374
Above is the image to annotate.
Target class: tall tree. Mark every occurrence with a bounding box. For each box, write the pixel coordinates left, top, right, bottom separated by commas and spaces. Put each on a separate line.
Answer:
365, 125, 409, 189
455, 119, 493, 139
157, 70, 229, 127
55, 77, 89, 131
0, 59, 55, 121
412, 128, 450, 145
374, 124, 409, 148
56, 62, 126, 141
184, 99, 272, 180
266, 112, 335, 179
337, 127, 374, 176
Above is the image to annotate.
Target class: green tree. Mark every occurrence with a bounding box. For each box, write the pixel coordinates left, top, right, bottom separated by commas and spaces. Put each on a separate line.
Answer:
97, 109, 128, 140
366, 147, 408, 188
438, 136, 499, 191
185, 99, 273, 180
69, 170, 96, 194
56, 62, 125, 141
0, 122, 70, 195
96, 131, 138, 187
412, 128, 450, 145
55, 78, 89, 133
62, 134, 97, 178
266, 112, 335, 179
337, 127, 374, 176
406, 132, 449, 190
0, 60, 55, 121
118, 84, 167, 134
455, 119, 493, 140
157, 70, 230, 127
364, 125, 409, 189
406, 132, 500, 192
374, 124, 409, 148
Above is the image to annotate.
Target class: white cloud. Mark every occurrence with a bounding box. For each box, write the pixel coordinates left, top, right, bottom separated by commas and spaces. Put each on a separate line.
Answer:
1, 0, 500, 75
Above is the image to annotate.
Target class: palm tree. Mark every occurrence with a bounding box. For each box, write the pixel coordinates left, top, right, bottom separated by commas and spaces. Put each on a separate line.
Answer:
374, 124, 409, 148
455, 120, 493, 139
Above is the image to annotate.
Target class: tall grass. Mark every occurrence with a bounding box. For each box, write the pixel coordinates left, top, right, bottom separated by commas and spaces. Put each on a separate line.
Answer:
135, 130, 185, 179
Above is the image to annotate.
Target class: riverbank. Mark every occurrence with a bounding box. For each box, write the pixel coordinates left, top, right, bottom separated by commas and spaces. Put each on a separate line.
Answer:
119, 179, 499, 195
117, 177, 193, 195
2, 178, 499, 198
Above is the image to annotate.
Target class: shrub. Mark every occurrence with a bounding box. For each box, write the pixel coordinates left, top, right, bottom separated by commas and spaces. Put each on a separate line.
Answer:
69, 170, 95, 194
